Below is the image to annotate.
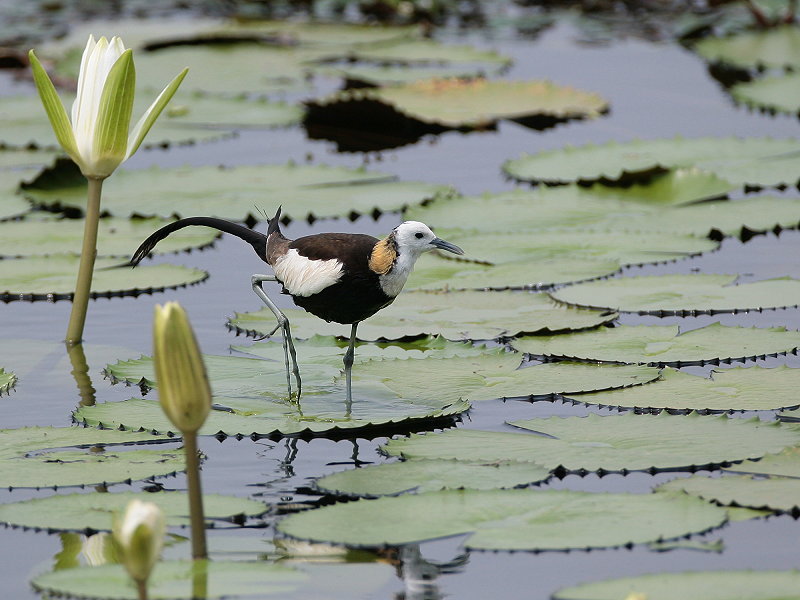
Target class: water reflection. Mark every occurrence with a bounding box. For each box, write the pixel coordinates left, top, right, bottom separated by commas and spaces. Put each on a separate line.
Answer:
66, 342, 96, 408
395, 544, 469, 600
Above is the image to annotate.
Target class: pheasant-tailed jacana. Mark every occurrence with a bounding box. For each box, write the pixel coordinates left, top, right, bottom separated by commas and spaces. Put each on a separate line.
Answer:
130, 207, 464, 401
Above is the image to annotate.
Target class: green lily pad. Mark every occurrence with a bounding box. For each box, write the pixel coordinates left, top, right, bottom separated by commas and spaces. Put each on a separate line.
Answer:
32, 559, 393, 600
322, 63, 500, 87
0, 368, 16, 395
314, 459, 552, 497
405, 187, 800, 238
0, 426, 183, 489
311, 79, 608, 130
22, 163, 452, 222
552, 570, 800, 600
0, 256, 207, 302
354, 353, 660, 402
562, 366, 800, 413
731, 72, 800, 115
503, 136, 800, 187
694, 25, 800, 70
583, 168, 735, 206
277, 488, 726, 551
0, 167, 37, 221
725, 446, 800, 478
153, 91, 304, 129
0, 490, 266, 532
0, 216, 219, 258
334, 39, 511, 67
511, 323, 800, 365
550, 274, 800, 314
384, 413, 800, 472
0, 149, 58, 170
658, 474, 800, 512
228, 290, 618, 341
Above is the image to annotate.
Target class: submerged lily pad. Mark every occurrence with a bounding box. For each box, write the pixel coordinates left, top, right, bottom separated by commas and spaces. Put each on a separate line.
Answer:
693, 25, 800, 70
503, 137, 800, 188
0, 217, 219, 258
563, 366, 800, 413
512, 323, 800, 365
0, 427, 182, 489
0, 256, 207, 302
22, 163, 451, 222
550, 274, 800, 314
553, 570, 800, 600
0, 490, 266, 532
229, 290, 618, 341
731, 72, 800, 115
0, 368, 16, 395
385, 413, 800, 472
277, 489, 725, 551
314, 459, 551, 497
658, 474, 800, 513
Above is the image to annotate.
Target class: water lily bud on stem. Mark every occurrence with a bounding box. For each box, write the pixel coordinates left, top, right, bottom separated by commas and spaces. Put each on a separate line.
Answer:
113, 500, 165, 600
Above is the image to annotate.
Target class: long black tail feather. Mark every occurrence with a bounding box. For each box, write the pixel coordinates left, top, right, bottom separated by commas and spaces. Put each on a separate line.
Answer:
130, 217, 268, 266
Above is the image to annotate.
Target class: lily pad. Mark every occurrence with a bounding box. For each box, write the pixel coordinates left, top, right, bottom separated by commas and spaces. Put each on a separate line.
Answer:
228, 290, 618, 341
32, 560, 392, 600
658, 474, 800, 513
152, 92, 304, 129
384, 413, 800, 472
725, 446, 800, 478
323, 63, 501, 87
354, 353, 659, 402
0, 216, 219, 258
0, 368, 16, 395
0, 256, 207, 302
314, 460, 551, 497
310, 79, 608, 130
22, 163, 452, 222
550, 274, 800, 314
277, 488, 726, 551
731, 72, 800, 115
511, 323, 800, 365
333, 39, 511, 68
553, 570, 800, 600
0, 490, 266, 533
503, 137, 800, 187
562, 366, 800, 413
693, 25, 800, 70
0, 149, 59, 170
0, 426, 183, 489
0, 168, 36, 221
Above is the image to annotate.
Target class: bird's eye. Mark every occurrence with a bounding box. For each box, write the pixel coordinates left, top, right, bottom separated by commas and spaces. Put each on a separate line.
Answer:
415, 232, 424, 239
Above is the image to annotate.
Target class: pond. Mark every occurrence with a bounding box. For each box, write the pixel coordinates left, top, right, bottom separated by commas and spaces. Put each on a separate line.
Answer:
2, 5, 800, 599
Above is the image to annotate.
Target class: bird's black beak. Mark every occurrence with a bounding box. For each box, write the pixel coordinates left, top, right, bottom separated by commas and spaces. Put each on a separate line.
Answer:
431, 237, 464, 255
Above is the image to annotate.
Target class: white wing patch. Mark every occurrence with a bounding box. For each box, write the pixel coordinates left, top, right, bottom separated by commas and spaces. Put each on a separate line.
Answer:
273, 249, 344, 297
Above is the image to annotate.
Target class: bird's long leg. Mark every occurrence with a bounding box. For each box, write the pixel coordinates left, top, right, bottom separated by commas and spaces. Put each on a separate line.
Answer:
251, 274, 301, 399
343, 322, 359, 405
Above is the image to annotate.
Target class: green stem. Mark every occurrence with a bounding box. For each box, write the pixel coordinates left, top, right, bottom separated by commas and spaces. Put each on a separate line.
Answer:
184, 431, 207, 559
136, 578, 148, 600
65, 176, 103, 345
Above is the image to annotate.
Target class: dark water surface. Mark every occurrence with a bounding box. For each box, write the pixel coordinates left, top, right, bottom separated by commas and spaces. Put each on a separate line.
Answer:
2, 20, 799, 600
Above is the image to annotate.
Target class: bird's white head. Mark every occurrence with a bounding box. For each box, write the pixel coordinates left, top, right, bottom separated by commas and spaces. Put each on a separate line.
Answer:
392, 221, 464, 257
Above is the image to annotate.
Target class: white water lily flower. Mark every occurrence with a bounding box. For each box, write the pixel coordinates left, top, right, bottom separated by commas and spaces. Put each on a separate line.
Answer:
29, 35, 187, 179
113, 499, 166, 583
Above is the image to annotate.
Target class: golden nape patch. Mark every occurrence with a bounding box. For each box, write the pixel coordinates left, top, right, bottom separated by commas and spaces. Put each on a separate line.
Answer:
368, 238, 397, 275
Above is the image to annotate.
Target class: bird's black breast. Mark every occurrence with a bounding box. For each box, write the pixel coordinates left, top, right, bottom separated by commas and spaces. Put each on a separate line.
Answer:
283, 232, 394, 324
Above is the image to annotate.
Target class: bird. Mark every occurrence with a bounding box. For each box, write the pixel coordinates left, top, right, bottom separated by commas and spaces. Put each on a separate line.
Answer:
130, 207, 464, 401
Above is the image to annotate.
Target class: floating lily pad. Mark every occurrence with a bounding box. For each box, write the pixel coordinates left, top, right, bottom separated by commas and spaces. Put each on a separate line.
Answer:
229, 290, 618, 341
153, 92, 304, 129
310, 79, 608, 130
503, 137, 800, 187
725, 446, 800, 478
277, 489, 726, 551
0, 256, 207, 302
0, 368, 16, 395
22, 163, 451, 222
323, 63, 501, 87
553, 570, 800, 600
583, 168, 735, 206
562, 366, 800, 413
384, 413, 800, 472
314, 460, 551, 497
731, 72, 800, 115
512, 323, 800, 365
405, 188, 800, 238
0, 216, 219, 258
658, 474, 800, 513
0, 168, 36, 221
334, 39, 511, 67
0, 490, 266, 533
354, 353, 659, 402
0, 426, 182, 489
32, 559, 393, 600
550, 274, 800, 314
0, 149, 58, 170
694, 25, 800, 70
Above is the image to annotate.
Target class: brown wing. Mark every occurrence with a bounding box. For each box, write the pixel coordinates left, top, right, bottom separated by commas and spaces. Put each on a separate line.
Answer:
289, 233, 379, 266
